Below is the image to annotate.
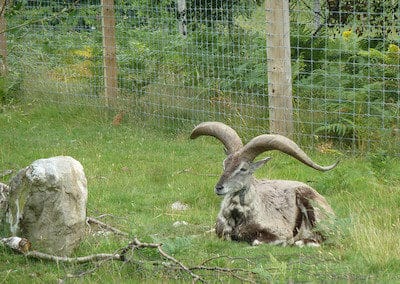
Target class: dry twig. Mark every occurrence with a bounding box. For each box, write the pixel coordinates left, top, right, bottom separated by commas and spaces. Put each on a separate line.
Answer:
121, 237, 205, 283
1, 237, 31, 253
2, 224, 262, 282
87, 217, 128, 237
0, 169, 12, 178
0, 0, 81, 34
25, 251, 121, 263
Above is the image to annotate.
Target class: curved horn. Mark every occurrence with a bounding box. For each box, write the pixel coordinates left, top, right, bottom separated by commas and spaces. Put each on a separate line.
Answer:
239, 134, 338, 171
190, 122, 243, 154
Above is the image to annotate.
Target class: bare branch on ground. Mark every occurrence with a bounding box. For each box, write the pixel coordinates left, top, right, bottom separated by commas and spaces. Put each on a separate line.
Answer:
2, 220, 262, 282
87, 216, 128, 237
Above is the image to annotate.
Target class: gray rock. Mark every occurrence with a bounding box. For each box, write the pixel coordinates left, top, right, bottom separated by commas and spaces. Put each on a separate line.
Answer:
172, 221, 188, 227
6, 156, 87, 256
0, 182, 9, 212
171, 201, 189, 211
0, 182, 10, 234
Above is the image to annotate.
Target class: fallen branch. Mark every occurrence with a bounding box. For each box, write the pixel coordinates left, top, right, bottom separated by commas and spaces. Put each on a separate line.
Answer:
190, 265, 257, 283
199, 254, 254, 266
2, 235, 262, 282
25, 251, 121, 263
1, 236, 120, 263
0, 0, 81, 35
1, 236, 204, 282
87, 216, 128, 237
121, 238, 205, 283
0, 169, 12, 178
1, 237, 31, 253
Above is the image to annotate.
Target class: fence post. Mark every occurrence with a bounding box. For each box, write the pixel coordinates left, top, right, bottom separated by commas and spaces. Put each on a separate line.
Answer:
101, 0, 118, 106
265, 0, 294, 137
0, 0, 7, 75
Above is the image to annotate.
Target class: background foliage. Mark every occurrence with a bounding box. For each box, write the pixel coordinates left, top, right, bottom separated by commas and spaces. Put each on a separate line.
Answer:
2, 0, 400, 154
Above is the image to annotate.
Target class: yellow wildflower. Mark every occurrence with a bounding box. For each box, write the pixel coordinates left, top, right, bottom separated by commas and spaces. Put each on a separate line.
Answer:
386, 44, 400, 63
342, 30, 352, 40
73, 46, 93, 59
388, 44, 400, 54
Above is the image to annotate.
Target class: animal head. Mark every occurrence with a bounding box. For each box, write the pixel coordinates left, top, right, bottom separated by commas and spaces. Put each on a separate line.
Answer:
190, 122, 338, 195
214, 154, 272, 195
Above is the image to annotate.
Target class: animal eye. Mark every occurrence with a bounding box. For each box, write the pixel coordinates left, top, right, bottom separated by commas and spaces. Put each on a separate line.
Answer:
240, 167, 247, 172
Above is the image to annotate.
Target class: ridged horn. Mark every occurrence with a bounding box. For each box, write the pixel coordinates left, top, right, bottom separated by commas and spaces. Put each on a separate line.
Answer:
239, 134, 339, 171
190, 122, 243, 154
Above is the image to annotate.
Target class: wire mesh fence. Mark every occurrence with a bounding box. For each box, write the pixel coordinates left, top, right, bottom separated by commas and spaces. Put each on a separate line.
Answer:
2, 0, 400, 155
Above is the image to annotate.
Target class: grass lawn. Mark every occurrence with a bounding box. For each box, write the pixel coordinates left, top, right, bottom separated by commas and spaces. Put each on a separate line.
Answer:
1, 103, 399, 282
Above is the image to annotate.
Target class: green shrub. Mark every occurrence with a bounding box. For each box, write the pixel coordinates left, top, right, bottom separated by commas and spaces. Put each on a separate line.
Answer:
0, 73, 23, 105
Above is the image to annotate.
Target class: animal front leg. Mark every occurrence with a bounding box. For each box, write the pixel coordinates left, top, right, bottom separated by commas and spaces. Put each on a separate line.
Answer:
252, 239, 289, 246
215, 216, 233, 240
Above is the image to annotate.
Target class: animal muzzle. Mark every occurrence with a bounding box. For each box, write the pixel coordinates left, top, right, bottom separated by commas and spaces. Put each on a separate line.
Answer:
215, 184, 226, 195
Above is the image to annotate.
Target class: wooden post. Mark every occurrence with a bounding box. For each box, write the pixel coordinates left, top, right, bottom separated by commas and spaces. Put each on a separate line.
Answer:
101, 0, 118, 106
0, 0, 7, 75
265, 0, 294, 137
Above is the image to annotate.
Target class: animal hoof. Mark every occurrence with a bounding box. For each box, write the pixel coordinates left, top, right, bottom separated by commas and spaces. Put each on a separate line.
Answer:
295, 240, 320, 247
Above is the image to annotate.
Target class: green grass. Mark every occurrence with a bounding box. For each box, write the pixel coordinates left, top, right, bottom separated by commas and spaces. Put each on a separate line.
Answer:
1, 103, 399, 282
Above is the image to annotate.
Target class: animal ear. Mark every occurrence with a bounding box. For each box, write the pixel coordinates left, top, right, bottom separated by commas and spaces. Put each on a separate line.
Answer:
250, 157, 272, 171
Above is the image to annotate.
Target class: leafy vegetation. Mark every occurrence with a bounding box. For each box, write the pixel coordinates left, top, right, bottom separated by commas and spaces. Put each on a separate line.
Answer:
0, 103, 399, 282
0, 73, 22, 106
293, 28, 399, 151
4, 1, 398, 154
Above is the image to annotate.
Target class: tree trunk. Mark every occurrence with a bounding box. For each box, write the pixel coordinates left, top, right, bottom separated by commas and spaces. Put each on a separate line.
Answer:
177, 0, 187, 36
0, 0, 7, 75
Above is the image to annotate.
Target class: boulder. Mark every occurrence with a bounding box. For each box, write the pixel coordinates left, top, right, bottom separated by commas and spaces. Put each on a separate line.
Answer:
0, 182, 10, 234
6, 156, 87, 256
0, 182, 9, 213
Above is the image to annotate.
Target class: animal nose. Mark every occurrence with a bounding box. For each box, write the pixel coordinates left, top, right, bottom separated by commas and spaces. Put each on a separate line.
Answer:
215, 185, 224, 194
